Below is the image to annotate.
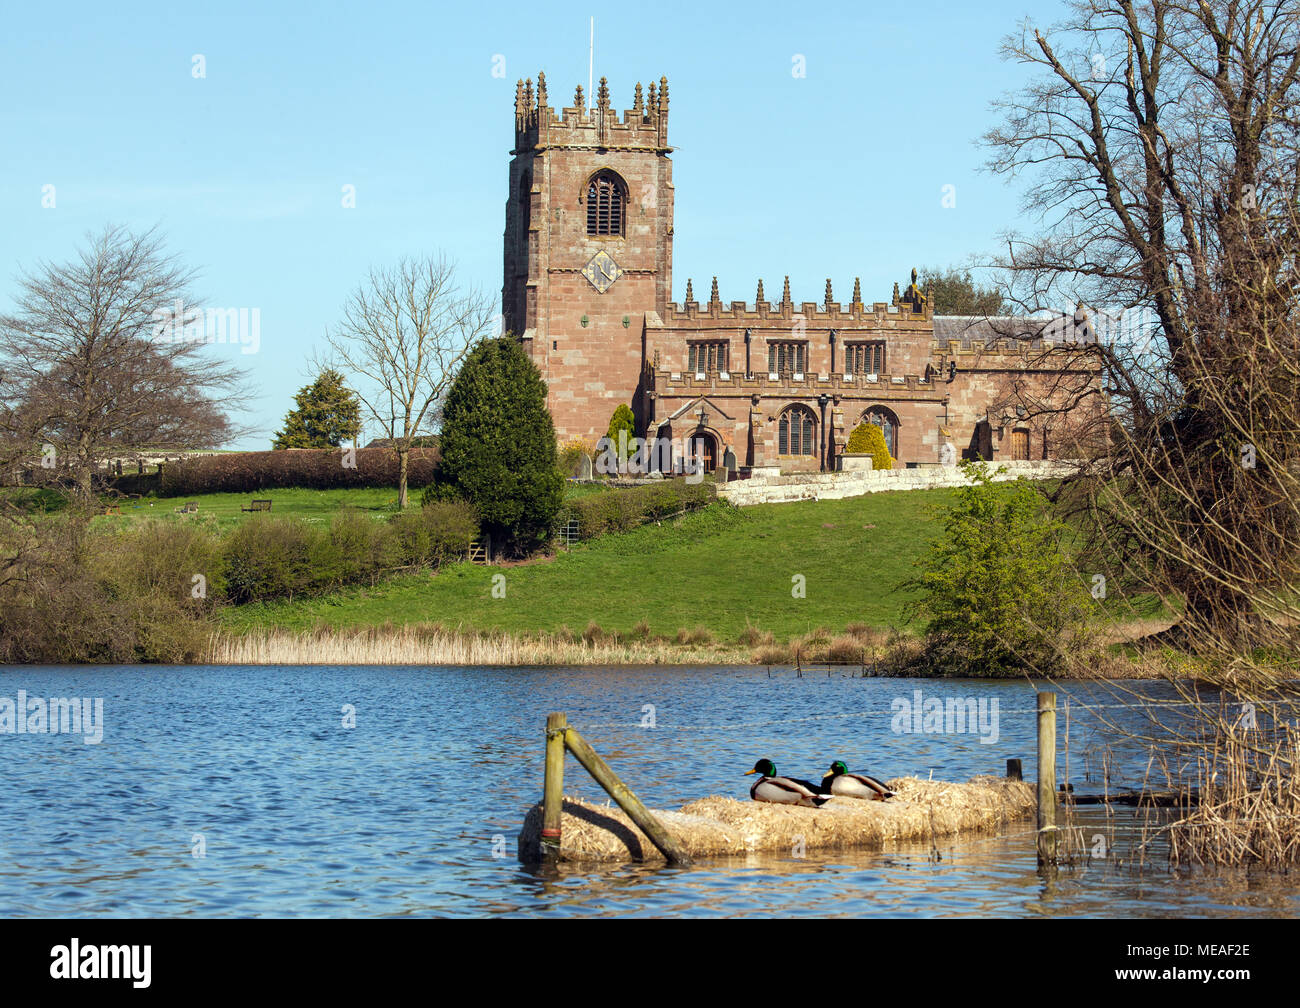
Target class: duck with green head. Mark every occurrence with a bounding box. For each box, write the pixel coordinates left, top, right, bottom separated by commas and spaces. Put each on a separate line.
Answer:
745, 758, 831, 807
821, 759, 894, 800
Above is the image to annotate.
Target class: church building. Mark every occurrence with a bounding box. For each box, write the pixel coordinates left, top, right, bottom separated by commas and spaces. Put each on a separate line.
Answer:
502, 73, 1103, 473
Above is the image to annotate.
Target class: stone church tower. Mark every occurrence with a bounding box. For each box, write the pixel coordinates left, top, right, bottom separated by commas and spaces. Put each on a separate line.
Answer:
502, 73, 674, 442
503, 74, 1104, 472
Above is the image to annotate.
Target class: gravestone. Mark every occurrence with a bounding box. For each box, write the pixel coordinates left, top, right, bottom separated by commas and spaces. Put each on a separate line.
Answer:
576, 452, 593, 480
722, 447, 737, 481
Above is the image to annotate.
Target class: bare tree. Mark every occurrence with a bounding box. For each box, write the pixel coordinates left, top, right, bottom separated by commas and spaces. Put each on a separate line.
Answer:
0, 224, 249, 499
322, 255, 496, 508
980, 0, 1300, 868
984, 0, 1300, 671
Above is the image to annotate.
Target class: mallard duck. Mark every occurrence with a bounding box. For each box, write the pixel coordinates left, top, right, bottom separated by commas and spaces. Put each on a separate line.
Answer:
745, 758, 831, 807
821, 759, 893, 800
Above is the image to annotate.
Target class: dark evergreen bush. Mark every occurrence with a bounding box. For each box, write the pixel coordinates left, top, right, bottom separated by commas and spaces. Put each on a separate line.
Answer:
434, 338, 563, 556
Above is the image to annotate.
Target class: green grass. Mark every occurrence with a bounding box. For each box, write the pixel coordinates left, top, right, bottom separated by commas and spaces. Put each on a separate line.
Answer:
94, 486, 414, 530
220, 492, 947, 640
0, 478, 622, 530
8, 477, 1174, 644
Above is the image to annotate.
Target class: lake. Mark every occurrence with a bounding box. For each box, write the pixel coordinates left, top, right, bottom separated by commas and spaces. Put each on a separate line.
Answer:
1, 665, 1294, 917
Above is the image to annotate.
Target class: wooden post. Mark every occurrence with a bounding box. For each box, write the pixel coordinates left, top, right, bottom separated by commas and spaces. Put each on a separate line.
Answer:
563, 726, 693, 867
541, 713, 566, 862
1006, 758, 1022, 781
1037, 691, 1058, 866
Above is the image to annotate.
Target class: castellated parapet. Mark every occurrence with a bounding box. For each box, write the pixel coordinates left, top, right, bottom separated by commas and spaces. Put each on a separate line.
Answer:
514, 73, 671, 152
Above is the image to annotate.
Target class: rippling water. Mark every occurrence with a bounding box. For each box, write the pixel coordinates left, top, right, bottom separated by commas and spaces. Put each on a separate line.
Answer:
0, 665, 1294, 917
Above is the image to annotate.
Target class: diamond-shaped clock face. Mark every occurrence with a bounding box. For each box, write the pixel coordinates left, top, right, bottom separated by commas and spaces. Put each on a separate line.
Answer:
581, 251, 623, 294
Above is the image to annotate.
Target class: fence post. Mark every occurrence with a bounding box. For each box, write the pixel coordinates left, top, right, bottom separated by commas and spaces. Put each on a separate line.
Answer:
541, 712, 566, 862
563, 726, 693, 867
1037, 691, 1058, 866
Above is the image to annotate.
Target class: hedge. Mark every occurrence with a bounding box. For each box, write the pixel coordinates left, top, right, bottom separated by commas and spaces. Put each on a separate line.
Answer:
158, 446, 440, 495
221, 499, 477, 603
562, 480, 716, 541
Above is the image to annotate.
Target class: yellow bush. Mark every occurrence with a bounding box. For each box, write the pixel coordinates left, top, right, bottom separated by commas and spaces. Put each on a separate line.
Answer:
846, 422, 893, 471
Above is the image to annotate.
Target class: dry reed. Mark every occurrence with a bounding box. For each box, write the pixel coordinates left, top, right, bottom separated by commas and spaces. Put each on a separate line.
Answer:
211, 625, 751, 666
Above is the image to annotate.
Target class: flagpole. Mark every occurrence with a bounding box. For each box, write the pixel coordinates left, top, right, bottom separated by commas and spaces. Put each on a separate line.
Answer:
588, 17, 594, 110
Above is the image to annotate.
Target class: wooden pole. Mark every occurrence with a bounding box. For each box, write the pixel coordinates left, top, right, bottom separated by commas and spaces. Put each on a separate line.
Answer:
1037, 691, 1058, 866
563, 726, 694, 867
541, 712, 566, 862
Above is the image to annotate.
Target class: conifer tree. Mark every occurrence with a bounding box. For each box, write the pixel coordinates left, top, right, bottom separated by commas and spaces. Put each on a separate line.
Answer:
433, 338, 563, 556
272, 369, 362, 449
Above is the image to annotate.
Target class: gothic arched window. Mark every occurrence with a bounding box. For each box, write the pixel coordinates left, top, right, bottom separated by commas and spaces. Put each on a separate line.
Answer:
863, 407, 899, 458
778, 405, 817, 456
585, 171, 626, 236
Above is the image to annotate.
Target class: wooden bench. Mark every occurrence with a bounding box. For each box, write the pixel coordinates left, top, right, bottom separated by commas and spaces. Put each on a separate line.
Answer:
241, 499, 272, 512
174, 500, 199, 514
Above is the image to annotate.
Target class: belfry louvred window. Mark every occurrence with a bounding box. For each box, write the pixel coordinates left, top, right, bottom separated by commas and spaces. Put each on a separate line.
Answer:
586, 171, 625, 236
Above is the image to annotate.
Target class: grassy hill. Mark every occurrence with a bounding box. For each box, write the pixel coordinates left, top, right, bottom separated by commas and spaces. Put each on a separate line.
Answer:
218, 492, 947, 641
9, 478, 1170, 658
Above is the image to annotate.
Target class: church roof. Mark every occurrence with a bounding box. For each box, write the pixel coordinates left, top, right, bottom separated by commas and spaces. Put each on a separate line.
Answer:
933, 312, 1100, 347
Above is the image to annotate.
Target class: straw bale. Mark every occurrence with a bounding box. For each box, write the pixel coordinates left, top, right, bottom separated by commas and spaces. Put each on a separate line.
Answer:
518, 775, 1035, 863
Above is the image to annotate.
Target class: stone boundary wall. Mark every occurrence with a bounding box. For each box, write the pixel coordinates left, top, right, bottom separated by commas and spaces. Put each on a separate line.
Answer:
716, 460, 1077, 507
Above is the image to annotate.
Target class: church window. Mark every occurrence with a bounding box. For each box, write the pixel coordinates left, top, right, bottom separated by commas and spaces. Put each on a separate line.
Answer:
688, 342, 728, 374
778, 405, 816, 456
767, 341, 807, 375
845, 341, 885, 375
863, 407, 899, 457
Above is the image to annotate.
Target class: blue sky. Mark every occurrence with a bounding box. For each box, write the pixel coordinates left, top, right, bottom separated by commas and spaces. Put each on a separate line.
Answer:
0, 0, 1067, 449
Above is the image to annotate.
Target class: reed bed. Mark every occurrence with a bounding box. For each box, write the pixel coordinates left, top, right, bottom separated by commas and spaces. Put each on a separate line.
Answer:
517, 775, 1035, 863
1161, 722, 1300, 869
210, 625, 751, 666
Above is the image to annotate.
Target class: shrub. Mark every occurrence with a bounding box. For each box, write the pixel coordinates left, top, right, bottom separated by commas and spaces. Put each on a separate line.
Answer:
329, 509, 403, 586
390, 500, 478, 568
581, 621, 609, 644
604, 404, 637, 466
434, 337, 564, 556
125, 519, 228, 614
0, 518, 217, 664
826, 635, 867, 664
754, 644, 794, 664
846, 422, 893, 471
159, 446, 439, 495
738, 621, 774, 647
563, 479, 715, 541
221, 518, 326, 603
675, 625, 714, 646
558, 439, 594, 479
901, 461, 1092, 676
